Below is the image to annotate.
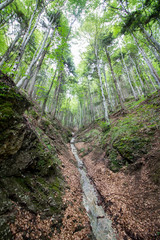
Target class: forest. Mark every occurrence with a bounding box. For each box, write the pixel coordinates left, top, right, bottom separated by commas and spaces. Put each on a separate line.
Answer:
0, 0, 159, 126
0, 0, 160, 239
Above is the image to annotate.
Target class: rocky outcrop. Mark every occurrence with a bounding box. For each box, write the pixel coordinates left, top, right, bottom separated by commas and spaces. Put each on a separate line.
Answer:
0, 72, 70, 239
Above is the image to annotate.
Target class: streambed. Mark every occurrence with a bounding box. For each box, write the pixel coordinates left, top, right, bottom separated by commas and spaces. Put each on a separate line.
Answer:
71, 137, 117, 240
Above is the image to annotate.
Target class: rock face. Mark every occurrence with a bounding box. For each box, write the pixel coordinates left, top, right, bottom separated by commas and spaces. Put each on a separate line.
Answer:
0, 72, 70, 239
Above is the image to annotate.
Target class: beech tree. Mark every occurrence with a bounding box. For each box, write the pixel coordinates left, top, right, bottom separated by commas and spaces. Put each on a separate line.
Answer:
0, 0, 14, 10
0, 0, 159, 127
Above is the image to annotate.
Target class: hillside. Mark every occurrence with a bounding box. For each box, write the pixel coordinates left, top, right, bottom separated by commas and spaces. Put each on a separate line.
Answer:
75, 91, 160, 239
0, 72, 92, 239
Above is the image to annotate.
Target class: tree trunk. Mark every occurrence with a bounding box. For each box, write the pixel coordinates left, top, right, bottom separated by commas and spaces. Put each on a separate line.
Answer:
26, 37, 53, 93
140, 25, 160, 54
27, 49, 48, 96
41, 68, 57, 115
129, 55, 146, 94
51, 73, 62, 117
0, 29, 22, 67
130, 67, 142, 96
102, 64, 113, 111
87, 78, 94, 121
117, 76, 125, 101
97, 62, 110, 123
105, 47, 127, 109
132, 33, 160, 87
14, 6, 44, 71
139, 61, 157, 91
17, 23, 54, 88
0, 0, 14, 10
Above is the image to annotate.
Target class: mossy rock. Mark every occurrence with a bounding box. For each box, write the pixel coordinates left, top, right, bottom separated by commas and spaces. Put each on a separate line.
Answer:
29, 109, 39, 119
0, 82, 30, 131
108, 148, 126, 172
98, 121, 110, 133
1, 174, 64, 217
0, 217, 12, 240
150, 162, 160, 185
113, 136, 150, 163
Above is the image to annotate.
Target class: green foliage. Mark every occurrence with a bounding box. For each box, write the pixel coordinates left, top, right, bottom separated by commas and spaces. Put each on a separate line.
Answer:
0, 30, 8, 55
100, 92, 160, 171
98, 120, 110, 132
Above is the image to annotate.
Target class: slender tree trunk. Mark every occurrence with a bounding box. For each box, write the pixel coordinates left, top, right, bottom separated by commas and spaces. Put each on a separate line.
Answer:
130, 67, 142, 96
17, 24, 54, 88
139, 61, 157, 91
41, 68, 57, 115
129, 55, 145, 94
105, 47, 127, 109
147, 74, 157, 90
102, 64, 113, 111
140, 25, 160, 54
27, 49, 48, 96
96, 60, 109, 123
132, 33, 160, 87
150, 45, 160, 62
97, 64, 110, 122
86, 78, 94, 121
26, 36, 53, 92
13, 0, 39, 71
51, 73, 62, 117
14, 6, 45, 72
79, 101, 82, 127
0, 0, 14, 10
119, 45, 138, 100
117, 76, 125, 101
0, 29, 22, 67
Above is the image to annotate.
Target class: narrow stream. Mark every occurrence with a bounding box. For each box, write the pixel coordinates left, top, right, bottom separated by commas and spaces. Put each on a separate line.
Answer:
71, 137, 117, 240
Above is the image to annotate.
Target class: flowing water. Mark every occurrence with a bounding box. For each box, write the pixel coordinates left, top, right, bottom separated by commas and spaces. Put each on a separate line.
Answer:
71, 137, 117, 240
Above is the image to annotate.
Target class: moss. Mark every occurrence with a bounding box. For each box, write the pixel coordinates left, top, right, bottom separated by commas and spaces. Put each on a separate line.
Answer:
0, 82, 23, 104
0, 189, 13, 214
108, 149, 122, 172
113, 136, 150, 163
0, 82, 30, 130
42, 118, 51, 128
1, 174, 63, 216
29, 109, 39, 119
34, 141, 59, 176
150, 163, 160, 185
0, 218, 12, 240
0, 103, 14, 119
98, 120, 111, 132
98, 92, 160, 171
0, 75, 67, 232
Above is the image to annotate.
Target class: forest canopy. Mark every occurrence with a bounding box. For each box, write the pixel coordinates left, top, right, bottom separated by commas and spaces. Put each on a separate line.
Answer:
0, 0, 160, 127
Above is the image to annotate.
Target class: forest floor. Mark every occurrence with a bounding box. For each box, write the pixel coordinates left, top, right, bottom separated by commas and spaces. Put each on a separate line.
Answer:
74, 92, 160, 240
75, 139, 160, 240
9, 143, 93, 240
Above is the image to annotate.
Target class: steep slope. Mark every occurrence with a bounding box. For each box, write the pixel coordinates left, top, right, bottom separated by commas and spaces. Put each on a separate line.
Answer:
75, 92, 160, 239
0, 72, 92, 240
0, 72, 68, 239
